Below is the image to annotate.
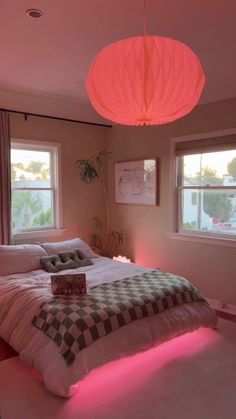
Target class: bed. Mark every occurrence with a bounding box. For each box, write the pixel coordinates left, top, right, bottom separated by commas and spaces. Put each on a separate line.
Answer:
0, 238, 217, 398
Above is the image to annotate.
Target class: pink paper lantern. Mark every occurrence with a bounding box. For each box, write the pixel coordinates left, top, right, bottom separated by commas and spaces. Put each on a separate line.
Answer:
86, 36, 205, 125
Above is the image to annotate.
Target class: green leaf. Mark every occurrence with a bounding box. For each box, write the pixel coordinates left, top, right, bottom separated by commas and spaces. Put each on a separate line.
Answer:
90, 216, 103, 232
108, 230, 125, 250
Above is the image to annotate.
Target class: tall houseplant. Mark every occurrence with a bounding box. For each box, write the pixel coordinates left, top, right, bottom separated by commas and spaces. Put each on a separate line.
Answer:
76, 150, 124, 255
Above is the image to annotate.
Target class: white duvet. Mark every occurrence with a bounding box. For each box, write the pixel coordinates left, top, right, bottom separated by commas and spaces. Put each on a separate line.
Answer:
0, 257, 217, 397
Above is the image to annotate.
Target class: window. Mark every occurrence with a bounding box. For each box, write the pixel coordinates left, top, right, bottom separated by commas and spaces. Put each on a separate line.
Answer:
191, 192, 197, 206
11, 140, 61, 238
174, 131, 236, 240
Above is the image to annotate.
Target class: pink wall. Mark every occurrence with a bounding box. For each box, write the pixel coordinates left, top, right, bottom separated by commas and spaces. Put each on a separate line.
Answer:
10, 113, 109, 244
107, 97, 236, 305
9, 98, 236, 305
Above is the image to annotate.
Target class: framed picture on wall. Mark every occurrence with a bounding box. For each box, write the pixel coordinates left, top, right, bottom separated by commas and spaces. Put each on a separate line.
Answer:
114, 158, 159, 205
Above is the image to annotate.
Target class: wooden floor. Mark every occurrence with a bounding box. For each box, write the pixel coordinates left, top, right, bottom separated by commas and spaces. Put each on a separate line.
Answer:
0, 338, 18, 362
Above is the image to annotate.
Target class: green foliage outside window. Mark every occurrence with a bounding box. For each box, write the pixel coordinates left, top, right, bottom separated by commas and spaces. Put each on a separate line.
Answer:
12, 191, 43, 229
227, 157, 236, 181
196, 166, 232, 222
33, 208, 52, 227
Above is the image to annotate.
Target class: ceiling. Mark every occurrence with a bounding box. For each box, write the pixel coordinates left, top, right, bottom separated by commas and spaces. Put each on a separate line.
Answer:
0, 0, 235, 124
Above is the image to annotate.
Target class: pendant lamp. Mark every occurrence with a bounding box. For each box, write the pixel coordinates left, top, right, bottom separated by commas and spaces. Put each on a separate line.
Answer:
86, 2, 205, 126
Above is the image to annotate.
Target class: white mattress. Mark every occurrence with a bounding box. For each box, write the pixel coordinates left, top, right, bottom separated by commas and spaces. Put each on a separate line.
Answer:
0, 257, 217, 397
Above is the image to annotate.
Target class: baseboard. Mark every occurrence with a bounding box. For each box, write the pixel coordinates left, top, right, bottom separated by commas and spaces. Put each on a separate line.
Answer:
206, 298, 236, 321
215, 310, 236, 323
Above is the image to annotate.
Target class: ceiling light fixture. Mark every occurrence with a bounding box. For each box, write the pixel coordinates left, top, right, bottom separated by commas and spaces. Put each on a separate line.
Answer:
86, 0, 205, 126
26, 9, 44, 20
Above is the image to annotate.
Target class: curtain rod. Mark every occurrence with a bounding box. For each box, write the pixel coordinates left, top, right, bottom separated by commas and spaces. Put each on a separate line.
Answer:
0, 107, 112, 128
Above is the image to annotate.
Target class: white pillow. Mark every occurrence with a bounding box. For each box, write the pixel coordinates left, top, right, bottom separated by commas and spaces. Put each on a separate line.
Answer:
39, 238, 98, 258
0, 244, 47, 277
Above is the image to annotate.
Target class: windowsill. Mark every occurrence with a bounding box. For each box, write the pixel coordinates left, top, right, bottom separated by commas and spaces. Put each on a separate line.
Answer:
11, 228, 66, 241
168, 232, 236, 248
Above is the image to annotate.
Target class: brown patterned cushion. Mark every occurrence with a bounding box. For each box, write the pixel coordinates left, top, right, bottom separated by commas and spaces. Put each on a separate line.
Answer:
40, 255, 61, 273
40, 250, 93, 272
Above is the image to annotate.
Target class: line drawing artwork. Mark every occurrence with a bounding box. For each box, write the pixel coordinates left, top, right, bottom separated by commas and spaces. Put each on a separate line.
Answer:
115, 159, 157, 205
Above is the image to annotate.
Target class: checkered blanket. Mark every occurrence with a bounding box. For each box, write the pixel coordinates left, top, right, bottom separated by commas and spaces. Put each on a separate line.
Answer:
32, 271, 204, 364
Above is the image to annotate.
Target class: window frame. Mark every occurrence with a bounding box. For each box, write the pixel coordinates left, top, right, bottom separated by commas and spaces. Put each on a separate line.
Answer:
11, 138, 63, 240
169, 128, 236, 248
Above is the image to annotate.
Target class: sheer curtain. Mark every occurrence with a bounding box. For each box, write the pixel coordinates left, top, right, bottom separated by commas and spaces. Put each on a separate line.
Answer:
0, 111, 11, 244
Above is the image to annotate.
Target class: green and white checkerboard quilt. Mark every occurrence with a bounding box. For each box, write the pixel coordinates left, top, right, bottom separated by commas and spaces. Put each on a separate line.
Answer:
32, 270, 204, 364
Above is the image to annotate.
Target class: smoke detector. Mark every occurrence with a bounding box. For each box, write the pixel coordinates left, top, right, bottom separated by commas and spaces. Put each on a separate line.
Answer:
26, 9, 45, 19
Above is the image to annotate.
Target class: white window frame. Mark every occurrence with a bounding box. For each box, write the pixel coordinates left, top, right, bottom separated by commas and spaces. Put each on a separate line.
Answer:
168, 128, 236, 248
11, 138, 63, 240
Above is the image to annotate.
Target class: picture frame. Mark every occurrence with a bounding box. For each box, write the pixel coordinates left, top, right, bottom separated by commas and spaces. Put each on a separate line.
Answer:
114, 158, 159, 206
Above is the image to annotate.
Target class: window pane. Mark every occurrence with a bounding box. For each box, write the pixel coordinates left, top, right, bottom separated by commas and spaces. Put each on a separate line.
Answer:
11, 148, 51, 186
182, 150, 236, 186
12, 190, 54, 230
180, 188, 236, 235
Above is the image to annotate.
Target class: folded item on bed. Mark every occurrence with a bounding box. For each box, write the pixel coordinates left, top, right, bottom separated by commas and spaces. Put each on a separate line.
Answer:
32, 270, 205, 365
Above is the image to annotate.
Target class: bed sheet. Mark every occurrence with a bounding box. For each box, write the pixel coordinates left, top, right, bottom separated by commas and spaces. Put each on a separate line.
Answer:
0, 257, 217, 397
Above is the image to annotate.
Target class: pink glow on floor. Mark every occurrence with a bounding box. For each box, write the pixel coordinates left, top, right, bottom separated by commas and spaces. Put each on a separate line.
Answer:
62, 327, 220, 415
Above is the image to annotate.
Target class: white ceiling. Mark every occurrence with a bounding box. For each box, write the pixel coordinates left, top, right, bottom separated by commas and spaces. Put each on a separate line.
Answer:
0, 0, 235, 124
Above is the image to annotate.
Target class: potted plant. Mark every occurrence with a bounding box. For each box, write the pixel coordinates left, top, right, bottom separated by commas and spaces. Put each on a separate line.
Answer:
76, 150, 124, 256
